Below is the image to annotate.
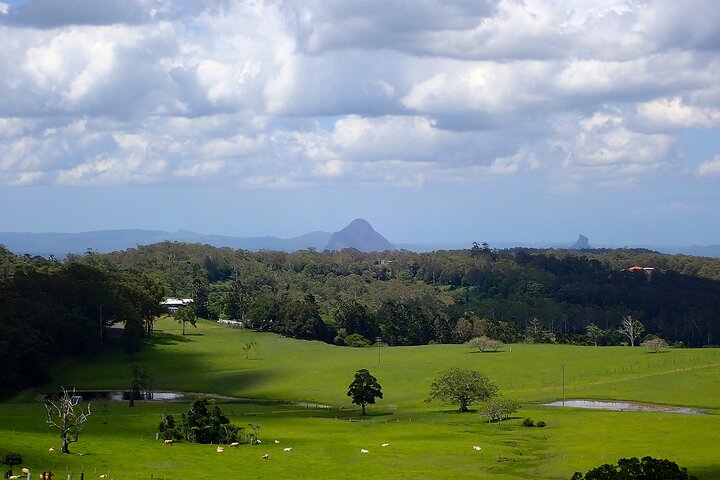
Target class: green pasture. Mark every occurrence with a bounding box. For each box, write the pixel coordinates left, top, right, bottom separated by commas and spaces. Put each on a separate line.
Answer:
2, 317, 719, 479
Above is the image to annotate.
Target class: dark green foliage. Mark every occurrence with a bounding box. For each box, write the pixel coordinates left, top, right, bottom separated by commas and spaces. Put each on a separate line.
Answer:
572, 456, 696, 479
335, 300, 378, 341
75, 242, 720, 348
1, 452, 22, 473
347, 369, 383, 415
0, 257, 166, 396
129, 364, 152, 407
536, 420, 546, 427
522, 418, 535, 427
192, 275, 210, 318
4, 240, 720, 397
159, 397, 242, 444
158, 413, 180, 441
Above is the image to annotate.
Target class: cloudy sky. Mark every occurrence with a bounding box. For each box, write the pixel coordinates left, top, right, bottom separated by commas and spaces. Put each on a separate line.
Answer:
1, 0, 719, 246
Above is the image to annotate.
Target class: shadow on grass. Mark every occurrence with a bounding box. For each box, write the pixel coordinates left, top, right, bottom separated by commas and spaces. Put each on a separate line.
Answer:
147, 332, 194, 346
469, 350, 504, 354
342, 410, 396, 419
433, 408, 480, 414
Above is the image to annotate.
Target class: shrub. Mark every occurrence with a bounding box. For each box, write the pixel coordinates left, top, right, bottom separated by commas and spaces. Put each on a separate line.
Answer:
346, 333, 371, 348
159, 397, 244, 444
1, 452, 23, 475
522, 418, 535, 427
571, 456, 696, 479
536, 420, 546, 428
481, 397, 521, 425
641, 337, 669, 353
467, 336, 504, 352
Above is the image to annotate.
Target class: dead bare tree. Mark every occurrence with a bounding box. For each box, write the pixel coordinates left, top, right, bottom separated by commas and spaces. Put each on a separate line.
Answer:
619, 315, 645, 347
45, 387, 92, 454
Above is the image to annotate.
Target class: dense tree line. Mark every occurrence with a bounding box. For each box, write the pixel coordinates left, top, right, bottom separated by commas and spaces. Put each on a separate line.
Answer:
3, 240, 719, 397
65, 242, 720, 348
0, 246, 166, 396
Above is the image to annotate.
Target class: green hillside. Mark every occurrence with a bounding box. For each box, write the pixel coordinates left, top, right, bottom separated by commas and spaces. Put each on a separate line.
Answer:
3, 317, 719, 479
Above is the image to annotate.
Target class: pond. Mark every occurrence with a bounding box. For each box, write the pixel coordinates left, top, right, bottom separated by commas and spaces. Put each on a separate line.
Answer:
543, 399, 706, 415
48, 391, 187, 402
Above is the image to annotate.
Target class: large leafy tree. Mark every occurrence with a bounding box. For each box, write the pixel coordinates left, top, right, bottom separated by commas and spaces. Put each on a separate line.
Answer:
571, 456, 696, 479
347, 369, 383, 415
428, 368, 498, 412
1, 452, 22, 476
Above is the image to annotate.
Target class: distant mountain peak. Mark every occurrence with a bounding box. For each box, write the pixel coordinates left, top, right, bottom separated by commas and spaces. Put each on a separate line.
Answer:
572, 234, 591, 250
324, 219, 395, 252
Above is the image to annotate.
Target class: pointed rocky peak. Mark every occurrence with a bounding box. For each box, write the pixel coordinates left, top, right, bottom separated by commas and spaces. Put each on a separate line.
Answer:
324, 218, 395, 252
572, 234, 591, 250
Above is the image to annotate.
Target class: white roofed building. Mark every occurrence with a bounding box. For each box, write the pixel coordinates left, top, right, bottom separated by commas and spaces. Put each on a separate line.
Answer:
160, 298, 194, 311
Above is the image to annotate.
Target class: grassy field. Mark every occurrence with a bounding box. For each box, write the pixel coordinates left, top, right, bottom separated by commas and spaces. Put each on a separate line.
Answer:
2, 317, 719, 479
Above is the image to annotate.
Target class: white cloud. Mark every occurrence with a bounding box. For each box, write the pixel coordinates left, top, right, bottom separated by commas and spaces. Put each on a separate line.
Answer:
635, 97, 720, 131
0, 0, 719, 191
698, 155, 720, 176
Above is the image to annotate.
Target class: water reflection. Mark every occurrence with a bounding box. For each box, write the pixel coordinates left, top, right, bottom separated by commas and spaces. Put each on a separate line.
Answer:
48, 391, 185, 401
543, 399, 705, 415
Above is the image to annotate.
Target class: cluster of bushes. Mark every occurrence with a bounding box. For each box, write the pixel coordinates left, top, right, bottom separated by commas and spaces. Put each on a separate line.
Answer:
571, 456, 696, 479
521, 418, 546, 427
158, 397, 246, 444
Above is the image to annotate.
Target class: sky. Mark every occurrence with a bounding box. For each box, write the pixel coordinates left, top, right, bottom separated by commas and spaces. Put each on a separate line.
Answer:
1, 0, 719, 246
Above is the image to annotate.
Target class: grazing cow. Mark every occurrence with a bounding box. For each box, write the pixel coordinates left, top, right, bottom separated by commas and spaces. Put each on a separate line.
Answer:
473, 445, 482, 451
273, 440, 281, 444
283, 447, 292, 452
381, 443, 390, 447
100, 475, 108, 479
262, 453, 270, 460
48, 447, 55, 452
163, 439, 173, 445
360, 449, 369, 454
229, 442, 240, 447
216, 446, 225, 453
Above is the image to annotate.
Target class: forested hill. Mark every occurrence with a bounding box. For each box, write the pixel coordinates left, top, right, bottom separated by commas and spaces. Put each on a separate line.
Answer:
0, 245, 166, 396
3, 242, 720, 396
76, 242, 720, 348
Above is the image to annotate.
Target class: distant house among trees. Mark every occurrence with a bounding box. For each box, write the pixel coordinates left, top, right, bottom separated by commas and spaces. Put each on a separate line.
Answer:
624, 265, 654, 272
160, 298, 194, 312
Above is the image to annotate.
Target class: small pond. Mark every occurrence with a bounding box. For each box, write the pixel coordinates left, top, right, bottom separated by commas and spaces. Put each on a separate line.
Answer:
48, 391, 187, 402
543, 399, 705, 415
